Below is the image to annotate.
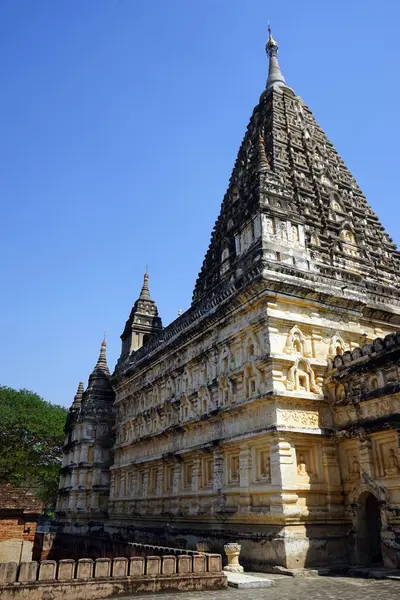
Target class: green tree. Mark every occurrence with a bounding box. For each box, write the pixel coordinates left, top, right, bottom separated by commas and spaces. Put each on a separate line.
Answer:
0, 386, 67, 508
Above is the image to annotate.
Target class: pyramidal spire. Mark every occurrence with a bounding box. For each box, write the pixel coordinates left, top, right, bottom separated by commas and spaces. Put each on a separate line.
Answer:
139, 268, 151, 300
120, 269, 163, 357
93, 336, 110, 376
265, 25, 286, 91
192, 27, 400, 306
72, 381, 85, 409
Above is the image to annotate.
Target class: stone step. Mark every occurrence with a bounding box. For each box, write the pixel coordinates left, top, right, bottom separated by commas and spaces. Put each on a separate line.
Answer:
224, 571, 275, 589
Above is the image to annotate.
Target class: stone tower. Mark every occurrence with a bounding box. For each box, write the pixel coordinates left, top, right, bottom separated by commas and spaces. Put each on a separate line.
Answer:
106, 28, 400, 568
57, 27, 400, 569
120, 271, 163, 357
56, 339, 115, 533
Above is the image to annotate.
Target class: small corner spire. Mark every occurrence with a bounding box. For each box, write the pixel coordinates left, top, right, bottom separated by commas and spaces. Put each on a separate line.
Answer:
72, 381, 84, 408
140, 268, 151, 300
94, 336, 109, 372
265, 24, 286, 91
257, 134, 270, 172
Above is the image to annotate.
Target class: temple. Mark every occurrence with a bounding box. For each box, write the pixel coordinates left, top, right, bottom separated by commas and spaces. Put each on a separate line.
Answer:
56, 28, 400, 570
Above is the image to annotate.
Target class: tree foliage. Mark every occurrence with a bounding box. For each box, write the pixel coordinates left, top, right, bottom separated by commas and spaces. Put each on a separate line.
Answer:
0, 386, 67, 508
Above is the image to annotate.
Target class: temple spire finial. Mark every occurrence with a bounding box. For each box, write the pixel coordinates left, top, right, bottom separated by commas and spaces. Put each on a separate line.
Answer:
94, 336, 109, 373
72, 381, 84, 409
140, 269, 151, 300
265, 24, 286, 91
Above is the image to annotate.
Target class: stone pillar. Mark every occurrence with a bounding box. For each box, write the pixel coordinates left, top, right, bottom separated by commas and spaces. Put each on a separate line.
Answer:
120, 471, 126, 497
142, 470, 149, 511
213, 447, 223, 492
70, 468, 77, 488
189, 458, 201, 515
172, 461, 181, 495
76, 491, 86, 511
68, 490, 77, 510
191, 458, 200, 493
321, 443, 341, 513
269, 437, 299, 516
156, 466, 163, 496
172, 460, 181, 515
238, 446, 251, 513
92, 467, 101, 487
90, 490, 100, 511
154, 466, 164, 515
78, 470, 86, 486
110, 472, 116, 497
94, 445, 102, 462
80, 443, 88, 462
359, 435, 373, 476
212, 446, 224, 514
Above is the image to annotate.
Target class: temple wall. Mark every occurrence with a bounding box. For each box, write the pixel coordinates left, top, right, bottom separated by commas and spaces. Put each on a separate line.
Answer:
106, 289, 397, 568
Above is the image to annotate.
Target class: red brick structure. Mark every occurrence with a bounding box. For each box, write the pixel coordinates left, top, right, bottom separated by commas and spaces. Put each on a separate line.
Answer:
0, 484, 43, 562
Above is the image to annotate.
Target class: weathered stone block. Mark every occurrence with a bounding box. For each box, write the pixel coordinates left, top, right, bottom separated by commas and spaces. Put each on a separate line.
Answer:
146, 556, 161, 576
162, 555, 176, 575
112, 556, 128, 577
18, 561, 38, 582
38, 560, 57, 580
0, 562, 18, 584
129, 556, 144, 577
177, 555, 192, 573
94, 558, 111, 578
76, 558, 94, 579
57, 559, 75, 580
193, 554, 206, 573
207, 554, 222, 572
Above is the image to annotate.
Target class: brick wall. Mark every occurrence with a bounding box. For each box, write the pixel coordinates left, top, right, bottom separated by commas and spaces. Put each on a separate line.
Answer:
0, 518, 38, 562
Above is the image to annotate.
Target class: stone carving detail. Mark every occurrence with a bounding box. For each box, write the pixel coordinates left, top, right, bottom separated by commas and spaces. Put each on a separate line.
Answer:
297, 454, 309, 477
385, 449, 400, 476
349, 455, 360, 480
277, 404, 320, 428
284, 325, 306, 355
329, 334, 348, 357
286, 358, 321, 393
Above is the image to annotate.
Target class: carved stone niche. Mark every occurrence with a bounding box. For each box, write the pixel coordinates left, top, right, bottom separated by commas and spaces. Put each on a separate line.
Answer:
286, 358, 321, 394
253, 447, 271, 483
328, 333, 348, 357
227, 453, 240, 485
284, 325, 306, 356
295, 446, 317, 483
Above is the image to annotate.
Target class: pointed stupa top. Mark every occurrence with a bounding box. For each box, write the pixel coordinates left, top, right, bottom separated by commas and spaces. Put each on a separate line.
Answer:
265, 24, 286, 91
139, 267, 151, 300
72, 381, 85, 409
191, 27, 400, 306
120, 269, 163, 355
91, 336, 110, 377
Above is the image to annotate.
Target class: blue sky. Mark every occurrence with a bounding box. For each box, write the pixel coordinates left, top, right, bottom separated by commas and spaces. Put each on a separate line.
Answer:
1, 0, 399, 407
